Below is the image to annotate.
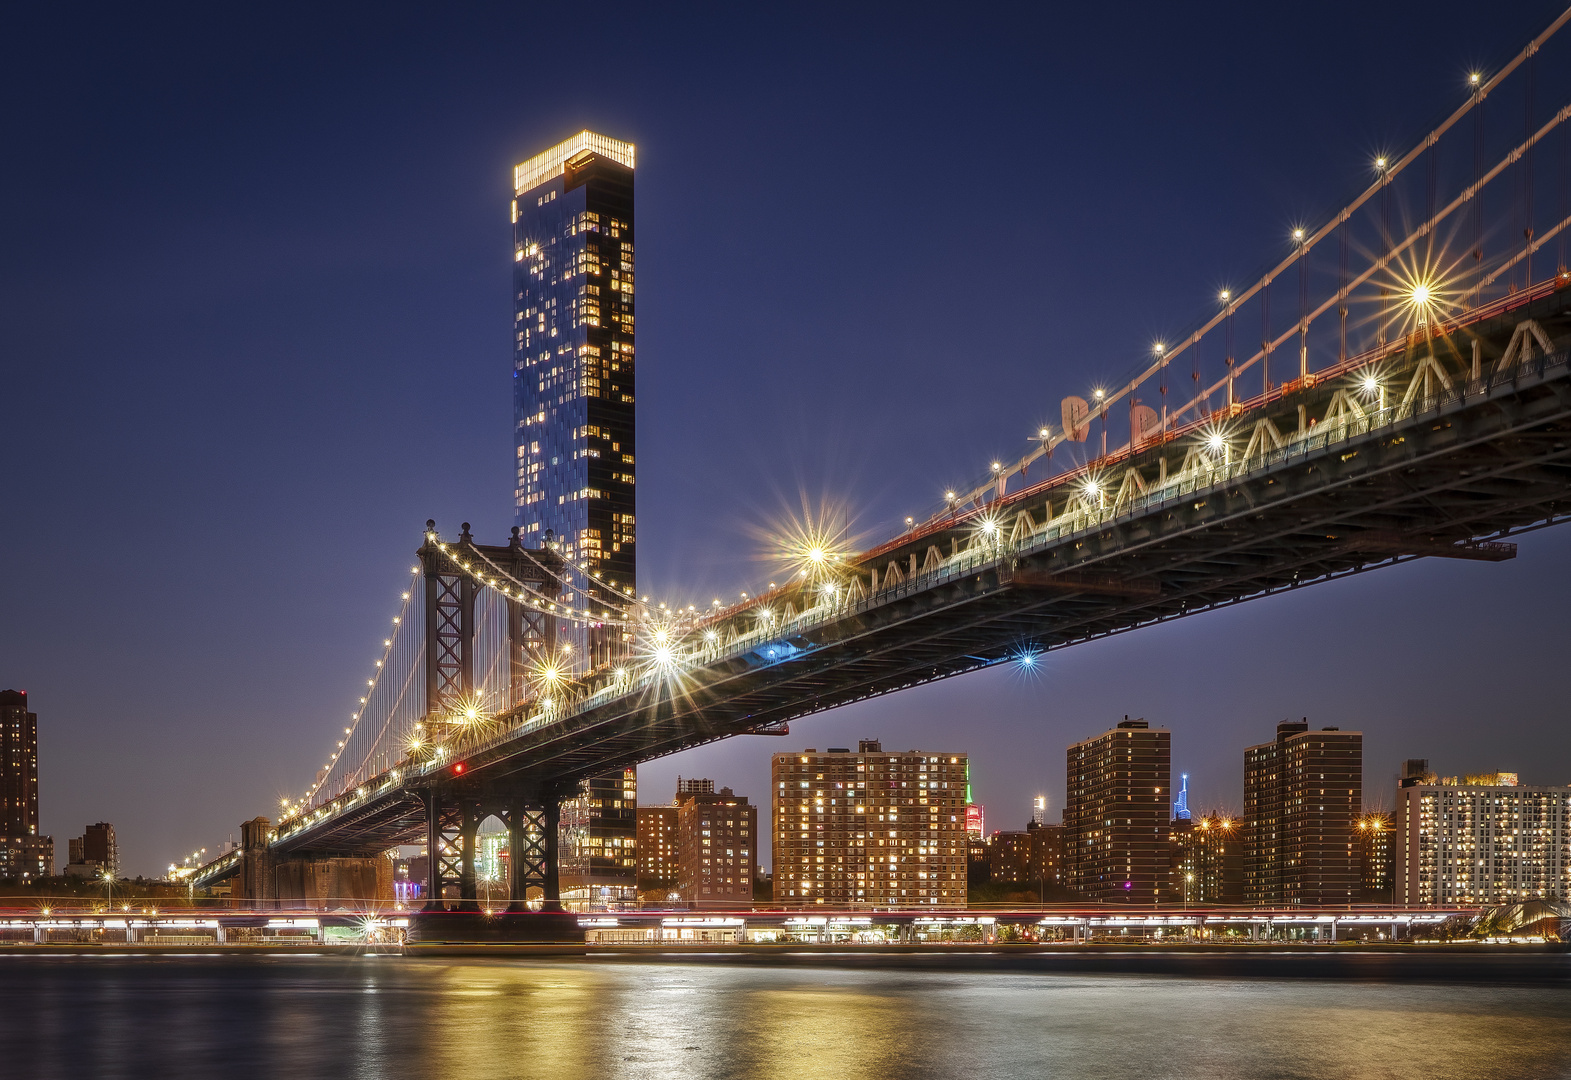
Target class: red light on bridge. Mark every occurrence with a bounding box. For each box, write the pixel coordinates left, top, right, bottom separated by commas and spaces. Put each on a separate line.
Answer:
452, 762, 466, 775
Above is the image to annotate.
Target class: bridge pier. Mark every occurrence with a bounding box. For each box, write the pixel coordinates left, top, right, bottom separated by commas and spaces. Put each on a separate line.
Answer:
422, 783, 565, 912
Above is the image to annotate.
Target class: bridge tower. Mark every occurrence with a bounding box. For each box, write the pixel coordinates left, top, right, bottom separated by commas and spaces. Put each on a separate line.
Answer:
416, 521, 572, 912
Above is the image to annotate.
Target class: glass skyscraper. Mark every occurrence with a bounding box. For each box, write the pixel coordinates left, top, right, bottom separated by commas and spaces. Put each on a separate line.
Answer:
512, 131, 637, 631
513, 133, 639, 906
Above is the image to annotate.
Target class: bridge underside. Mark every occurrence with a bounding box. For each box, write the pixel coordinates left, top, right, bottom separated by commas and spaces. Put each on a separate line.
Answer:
277, 289, 1571, 858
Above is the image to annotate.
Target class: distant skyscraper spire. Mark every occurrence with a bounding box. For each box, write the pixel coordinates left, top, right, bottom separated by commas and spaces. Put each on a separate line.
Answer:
1032, 795, 1047, 826
1174, 772, 1191, 820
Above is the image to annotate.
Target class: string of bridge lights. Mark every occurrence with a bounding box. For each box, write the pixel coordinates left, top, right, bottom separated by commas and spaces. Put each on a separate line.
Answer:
283, 565, 422, 819
929, 35, 1569, 524
424, 530, 634, 627
284, 534, 737, 818
284, 18, 1571, 827
446, 531, 641, 625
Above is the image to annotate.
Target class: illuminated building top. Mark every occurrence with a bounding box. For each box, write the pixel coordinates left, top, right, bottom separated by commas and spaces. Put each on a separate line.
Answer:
515, 131, 635, 195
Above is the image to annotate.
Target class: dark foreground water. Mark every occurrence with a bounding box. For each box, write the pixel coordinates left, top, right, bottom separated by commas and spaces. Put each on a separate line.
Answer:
2, 953, 1571, 1079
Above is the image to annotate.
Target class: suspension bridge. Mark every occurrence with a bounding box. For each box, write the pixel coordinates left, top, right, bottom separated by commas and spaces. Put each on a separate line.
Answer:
194, 10, 1571, 914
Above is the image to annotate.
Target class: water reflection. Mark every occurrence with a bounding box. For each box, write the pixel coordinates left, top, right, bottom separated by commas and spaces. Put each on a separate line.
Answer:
0, 955, 1568, 1079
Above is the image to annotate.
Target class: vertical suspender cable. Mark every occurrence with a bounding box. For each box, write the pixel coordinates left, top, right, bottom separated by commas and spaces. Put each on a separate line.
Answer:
1298, 239, 1309, 379
1225, 298, 1236, 407
1562, 117, 1569, 274
1261, 278, 1272, 395
1426, 134, 1439, 251
1524, 49, 1537, 285
1193, 320, 1205, 415
1378, 167, 1391, 343
1474, 84, 1486, 297
1159, 342, 1168, 432
1338, 215, 1349, 362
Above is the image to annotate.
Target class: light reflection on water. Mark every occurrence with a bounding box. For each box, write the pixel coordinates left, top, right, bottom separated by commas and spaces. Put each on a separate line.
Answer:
0, 955, 1569, 1079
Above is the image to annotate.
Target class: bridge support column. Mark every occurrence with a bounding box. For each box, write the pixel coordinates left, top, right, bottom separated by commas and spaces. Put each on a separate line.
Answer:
541, 798, 562, 912
503, 794, 563, 912
423, 789, 463, 911
457, 802, 482, 912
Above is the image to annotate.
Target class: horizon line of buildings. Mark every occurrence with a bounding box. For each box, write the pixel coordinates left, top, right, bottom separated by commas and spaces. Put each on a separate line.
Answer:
9, 680, 1569, 913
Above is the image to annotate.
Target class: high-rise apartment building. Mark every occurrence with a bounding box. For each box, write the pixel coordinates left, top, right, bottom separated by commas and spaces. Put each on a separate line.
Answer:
635, 805, 678, 889
1359, 811, 1394, 903
512, 132, 640, 871
82, 821, 117, 873
1243, 721, 1362, 906
1171, 814, 1243, 905
675, 782, 756, 905
1027, 820, 1066, 889
0, 690, 52, 882
512, 131, 637, 609
1065, 718, 1170, 903
559, 768, 637, 906
1395, 773, 1571, 906
772, 741, 967, 907
988, 831, 1033, 884
66, 820, 118, 878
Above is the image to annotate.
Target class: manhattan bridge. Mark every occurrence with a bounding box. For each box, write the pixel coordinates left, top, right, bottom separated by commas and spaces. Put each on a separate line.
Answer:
196, 10, 1571, 913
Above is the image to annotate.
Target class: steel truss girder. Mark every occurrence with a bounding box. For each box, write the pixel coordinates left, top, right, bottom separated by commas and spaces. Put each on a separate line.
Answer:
282, 333, 1571, 853
459, 358, 1571, 787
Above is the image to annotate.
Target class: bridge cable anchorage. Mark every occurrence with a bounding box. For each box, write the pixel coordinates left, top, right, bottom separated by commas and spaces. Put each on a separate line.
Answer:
931, 4, 1571, 523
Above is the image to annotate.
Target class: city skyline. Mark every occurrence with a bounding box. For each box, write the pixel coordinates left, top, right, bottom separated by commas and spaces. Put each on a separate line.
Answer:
5, 3, 1571, 876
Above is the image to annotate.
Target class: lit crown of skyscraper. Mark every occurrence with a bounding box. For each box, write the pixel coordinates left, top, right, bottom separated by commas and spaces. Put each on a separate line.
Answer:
515, 131, 636, 195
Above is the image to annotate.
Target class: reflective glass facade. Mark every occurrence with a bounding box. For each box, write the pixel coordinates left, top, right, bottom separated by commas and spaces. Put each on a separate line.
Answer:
512, 135, 639, 905
512, 133, 637, 606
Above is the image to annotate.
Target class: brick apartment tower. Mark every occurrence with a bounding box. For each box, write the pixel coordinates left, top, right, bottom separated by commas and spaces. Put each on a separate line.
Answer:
1243, 721, 1362, 906
635, 804, 678, 891
1065, 718, 1171, 903
674, 779, 757, 906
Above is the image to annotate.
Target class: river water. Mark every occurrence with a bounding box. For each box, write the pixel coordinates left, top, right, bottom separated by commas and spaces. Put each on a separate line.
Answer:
2, 952, 1570, 1079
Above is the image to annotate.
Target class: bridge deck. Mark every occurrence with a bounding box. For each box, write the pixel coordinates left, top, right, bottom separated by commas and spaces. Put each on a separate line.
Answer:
271, 287, 1571, 857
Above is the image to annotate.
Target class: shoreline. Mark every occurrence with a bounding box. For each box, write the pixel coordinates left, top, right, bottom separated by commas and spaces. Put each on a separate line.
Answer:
0, 941, 1566, 984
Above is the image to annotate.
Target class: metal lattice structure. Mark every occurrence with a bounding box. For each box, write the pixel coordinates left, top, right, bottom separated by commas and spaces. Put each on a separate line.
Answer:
271, 287, 1571, 897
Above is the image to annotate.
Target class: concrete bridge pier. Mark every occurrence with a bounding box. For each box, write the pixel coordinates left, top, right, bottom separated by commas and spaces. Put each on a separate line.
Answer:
226, 817, 395, 909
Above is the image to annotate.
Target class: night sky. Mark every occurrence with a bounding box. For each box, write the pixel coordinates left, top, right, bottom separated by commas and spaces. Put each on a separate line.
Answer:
5, 2, 1571, 876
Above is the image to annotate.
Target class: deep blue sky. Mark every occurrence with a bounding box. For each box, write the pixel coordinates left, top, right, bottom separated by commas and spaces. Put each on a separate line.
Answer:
5, 2, 1571, 875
